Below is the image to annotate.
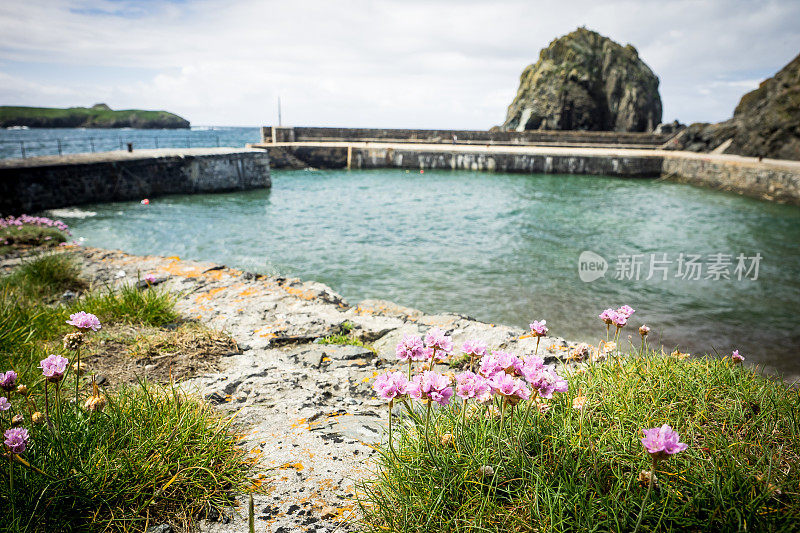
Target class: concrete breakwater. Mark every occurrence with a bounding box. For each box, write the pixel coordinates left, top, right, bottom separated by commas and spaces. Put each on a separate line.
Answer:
258, 141, 800, 205
661, 152, 800, 204
263, 125, 671, 148
0, 148, 271, 215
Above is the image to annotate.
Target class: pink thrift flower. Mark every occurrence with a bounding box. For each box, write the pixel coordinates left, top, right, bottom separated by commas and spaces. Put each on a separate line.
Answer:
617, 305, 635, 319
395, 334, 426, 362
519, 354, 545, 383
40, 354, 69, 382
731, 350, 745, 363
526, 365, 568, 399
144, 273, 157, 283
0, 397, 10, 411
4, 427, 29, 454
66, 311, 102, 331
639, 325, 650, 336
490, 373, 530, 404
611, 312, 627, 327
599, 308, 616, 325
641, 424, 688, 460
373, 371, 409, 402
455, 372, 493, 403
424, 328, 453, 355
479, 351, 522, 378
462, 339, 488, 358
407, 371, 454, 406
529, 320, 548, 337
0, 370, 17, 391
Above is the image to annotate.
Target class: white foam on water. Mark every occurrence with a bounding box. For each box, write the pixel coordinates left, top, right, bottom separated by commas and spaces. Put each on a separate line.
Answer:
46, 208, 97, 219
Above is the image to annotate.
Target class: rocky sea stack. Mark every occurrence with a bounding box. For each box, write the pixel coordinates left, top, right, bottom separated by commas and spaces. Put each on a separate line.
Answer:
503, 27, 662, 132
669, 52, 800, 161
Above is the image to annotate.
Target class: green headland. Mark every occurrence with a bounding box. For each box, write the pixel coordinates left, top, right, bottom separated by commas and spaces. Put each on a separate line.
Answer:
0, 103, 189, 129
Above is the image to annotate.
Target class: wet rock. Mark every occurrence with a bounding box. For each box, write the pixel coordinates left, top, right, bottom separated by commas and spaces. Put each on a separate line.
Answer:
146, 525, 173, 533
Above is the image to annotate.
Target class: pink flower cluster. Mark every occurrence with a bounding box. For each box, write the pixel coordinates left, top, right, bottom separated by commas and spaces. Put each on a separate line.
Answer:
641, 424, 688, 460
4, 427, 29, 454
599, 305, 635, 327
478, 351, 568, 402
379, 326, 568, 411
373, 371, 409, 402
408, 371, 454, 405
0, 397, 10, 411
731, 349, 744, 363
424, 328, 453, 354
462, 339, 487, 358
0, 370, 17, 392
0, 215, 70, 235
529, 320, 548, 336
455, 372, 492, 403
66, 311, 102, 331
395, 328, 454, 365
40, 354, 69, 382
395, 334, 426, 362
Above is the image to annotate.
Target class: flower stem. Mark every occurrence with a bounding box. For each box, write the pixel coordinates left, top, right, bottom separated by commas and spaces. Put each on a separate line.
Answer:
74, 345, 81, 415
44, 382, 53, 430
9, 460, 14, 526
535, 337, 540, 356
633, 457, 657, 533
424, 400, 433, 459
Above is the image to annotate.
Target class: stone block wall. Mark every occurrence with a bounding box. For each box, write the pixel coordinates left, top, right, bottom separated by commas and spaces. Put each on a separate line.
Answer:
0, 149, 271, 215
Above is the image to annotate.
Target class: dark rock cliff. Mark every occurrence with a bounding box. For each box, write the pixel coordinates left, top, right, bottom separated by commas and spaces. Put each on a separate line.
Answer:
667, 53, 800, 161
503, 28, 662, 132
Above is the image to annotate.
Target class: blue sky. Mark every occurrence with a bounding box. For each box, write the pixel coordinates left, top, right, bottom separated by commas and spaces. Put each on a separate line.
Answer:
1, 0, 798, 128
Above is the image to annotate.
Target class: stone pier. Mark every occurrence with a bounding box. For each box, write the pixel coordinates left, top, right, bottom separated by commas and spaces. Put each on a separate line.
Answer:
0, 147, 271, 215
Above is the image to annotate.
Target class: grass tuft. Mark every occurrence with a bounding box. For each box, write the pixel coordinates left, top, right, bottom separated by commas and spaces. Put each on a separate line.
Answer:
0, 253, 84, 301
318, 321, 377, 354
0, 253, 256, 532
359, 351, 800, 532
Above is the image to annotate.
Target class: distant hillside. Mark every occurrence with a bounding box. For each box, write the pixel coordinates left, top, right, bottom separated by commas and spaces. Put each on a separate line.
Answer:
0, 104, 190, 129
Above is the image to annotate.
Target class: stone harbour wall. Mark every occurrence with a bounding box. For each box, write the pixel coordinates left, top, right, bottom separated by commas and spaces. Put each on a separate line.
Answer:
261, 126, 671, 147
263, 143, 800, 204
661, 154, 800, 204
0, 148, 271, 215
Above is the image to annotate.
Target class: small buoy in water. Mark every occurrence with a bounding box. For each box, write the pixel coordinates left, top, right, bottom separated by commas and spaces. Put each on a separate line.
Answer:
420, 169, 424, 174
141, 199, 150, 205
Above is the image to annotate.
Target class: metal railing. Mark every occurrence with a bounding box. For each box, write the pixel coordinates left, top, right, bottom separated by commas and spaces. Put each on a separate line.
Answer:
0, 134, 224, 159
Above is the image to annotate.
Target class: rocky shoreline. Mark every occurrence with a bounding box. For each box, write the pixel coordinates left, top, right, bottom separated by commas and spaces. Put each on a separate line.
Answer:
36, 247, 582, 532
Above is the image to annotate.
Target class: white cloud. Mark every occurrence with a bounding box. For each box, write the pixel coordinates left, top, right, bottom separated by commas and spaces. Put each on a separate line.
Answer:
0, 0, 798, 127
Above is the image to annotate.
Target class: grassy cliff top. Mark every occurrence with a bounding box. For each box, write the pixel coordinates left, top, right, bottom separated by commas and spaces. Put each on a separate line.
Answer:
0, 103, 190, 129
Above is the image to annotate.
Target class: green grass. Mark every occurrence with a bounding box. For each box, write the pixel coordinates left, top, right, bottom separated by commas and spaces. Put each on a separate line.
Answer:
0, 253, 84, 300
359, 352, 800, 532
0, 253, 254, 531
0, 226, 69, 255
318, 322, 377, 354
3, 382, 249, 532
79, 283, 179, 327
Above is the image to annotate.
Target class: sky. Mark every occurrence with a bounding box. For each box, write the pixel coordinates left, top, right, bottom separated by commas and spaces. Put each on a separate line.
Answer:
0, 0, 799, 128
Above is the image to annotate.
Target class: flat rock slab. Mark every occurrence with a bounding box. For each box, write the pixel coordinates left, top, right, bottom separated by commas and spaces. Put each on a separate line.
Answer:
45, 247, 584, 532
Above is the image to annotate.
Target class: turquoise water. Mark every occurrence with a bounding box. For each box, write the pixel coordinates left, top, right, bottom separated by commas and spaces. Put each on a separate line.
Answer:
62, 169, 800, 381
